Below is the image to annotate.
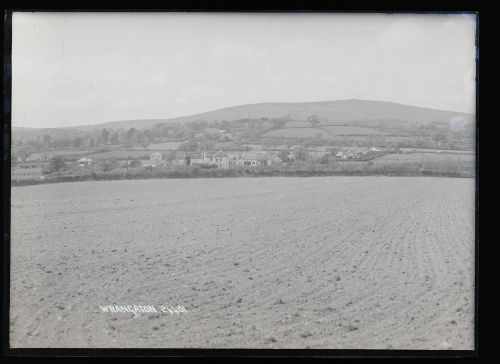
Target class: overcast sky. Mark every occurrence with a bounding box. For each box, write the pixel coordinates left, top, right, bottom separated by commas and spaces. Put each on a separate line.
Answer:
12, 12, 476, 128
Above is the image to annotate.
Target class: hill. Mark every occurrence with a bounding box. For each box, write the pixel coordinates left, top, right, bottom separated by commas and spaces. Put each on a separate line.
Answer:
14, 99, 474, 132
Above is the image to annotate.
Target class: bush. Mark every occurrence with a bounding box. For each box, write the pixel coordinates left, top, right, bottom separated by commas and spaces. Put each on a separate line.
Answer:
44, 156, 66, 174
319, 154, 330, 164
128, 159, 141, 168
199, 164, 217, 169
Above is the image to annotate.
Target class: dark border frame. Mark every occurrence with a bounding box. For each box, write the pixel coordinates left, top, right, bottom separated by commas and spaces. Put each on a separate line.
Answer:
2, 3, 481, 358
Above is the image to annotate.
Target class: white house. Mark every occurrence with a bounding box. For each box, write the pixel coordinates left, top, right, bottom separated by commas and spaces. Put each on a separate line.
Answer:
234, 152, 271, 167
76, 157, 93, 167
336, 151, 348, 160
205, 152, 230, 169
400, 148, 414, 154
150, 151, 163, 162
190, 151, 230, 169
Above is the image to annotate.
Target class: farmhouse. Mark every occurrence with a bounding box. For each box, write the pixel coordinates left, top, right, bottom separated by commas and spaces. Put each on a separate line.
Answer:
205, 152, 230, 169
335, 151, 348, 160
234, 152, 273, 167
76, 157, 93, 167
171, 151, 195, 167
150, 151, 163, 162
227, 152, 271, 166
189, 154, 205, 166
239, 158, 262, 167
266, 154, 282, 166
335, 150, 360, 160
142, 158, 164, 168
188, 151, 230, 169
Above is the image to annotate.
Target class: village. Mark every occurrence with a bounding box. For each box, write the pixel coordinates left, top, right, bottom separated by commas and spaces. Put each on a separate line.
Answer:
141, 146, 386, 169
12, 138, 471, 182
12, 145, 389, 179
11, 112, 474, 183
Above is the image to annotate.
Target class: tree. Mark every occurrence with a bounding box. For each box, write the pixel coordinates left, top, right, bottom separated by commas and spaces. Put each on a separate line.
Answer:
278, 149, 290, 163
158, 126, 171, 138
43, 135, 51, 150
433, 132, 448, 145
110, 132, 120, 145
13, 144, 36, 162
200, 139, 216, 151
101, 160, 116, 172
72, 136, 84, 148
48, 156, 65, 173
144, 129, 153, 142
101, 129, 110, 145
127, 128, 137, 140
319, 154, 330, 164
129, 159, 141, 168
164, 150, 177, 164
55, 137, 71, 149
307, 115, 320, 127
26, 139, 44, 150
132, 130, 149, 148
295, 146, 307, 162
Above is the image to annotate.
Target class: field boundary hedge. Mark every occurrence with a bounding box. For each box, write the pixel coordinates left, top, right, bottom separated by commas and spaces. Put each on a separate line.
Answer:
11, 165, 475, 187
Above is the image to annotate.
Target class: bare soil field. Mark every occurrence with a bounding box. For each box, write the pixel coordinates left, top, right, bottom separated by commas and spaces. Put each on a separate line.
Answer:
10, 177, 475, 349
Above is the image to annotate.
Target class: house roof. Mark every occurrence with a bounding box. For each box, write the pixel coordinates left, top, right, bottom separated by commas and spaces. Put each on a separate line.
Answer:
203, 151, 229, 158
242, 154, 268, 161
77, 157, 93, 162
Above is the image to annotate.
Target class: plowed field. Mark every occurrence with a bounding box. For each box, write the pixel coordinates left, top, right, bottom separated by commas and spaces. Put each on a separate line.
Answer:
10, 177, 475, 349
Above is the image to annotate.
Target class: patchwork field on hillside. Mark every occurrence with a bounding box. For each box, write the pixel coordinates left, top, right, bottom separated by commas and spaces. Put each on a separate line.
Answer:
263, 125, 389, 139
320, 125, 389, 136
10, 177, 475, 349
263, 128, 332, 139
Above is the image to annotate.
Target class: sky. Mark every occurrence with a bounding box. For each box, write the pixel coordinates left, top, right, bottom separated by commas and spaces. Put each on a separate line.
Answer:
12, 12, 477, 128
